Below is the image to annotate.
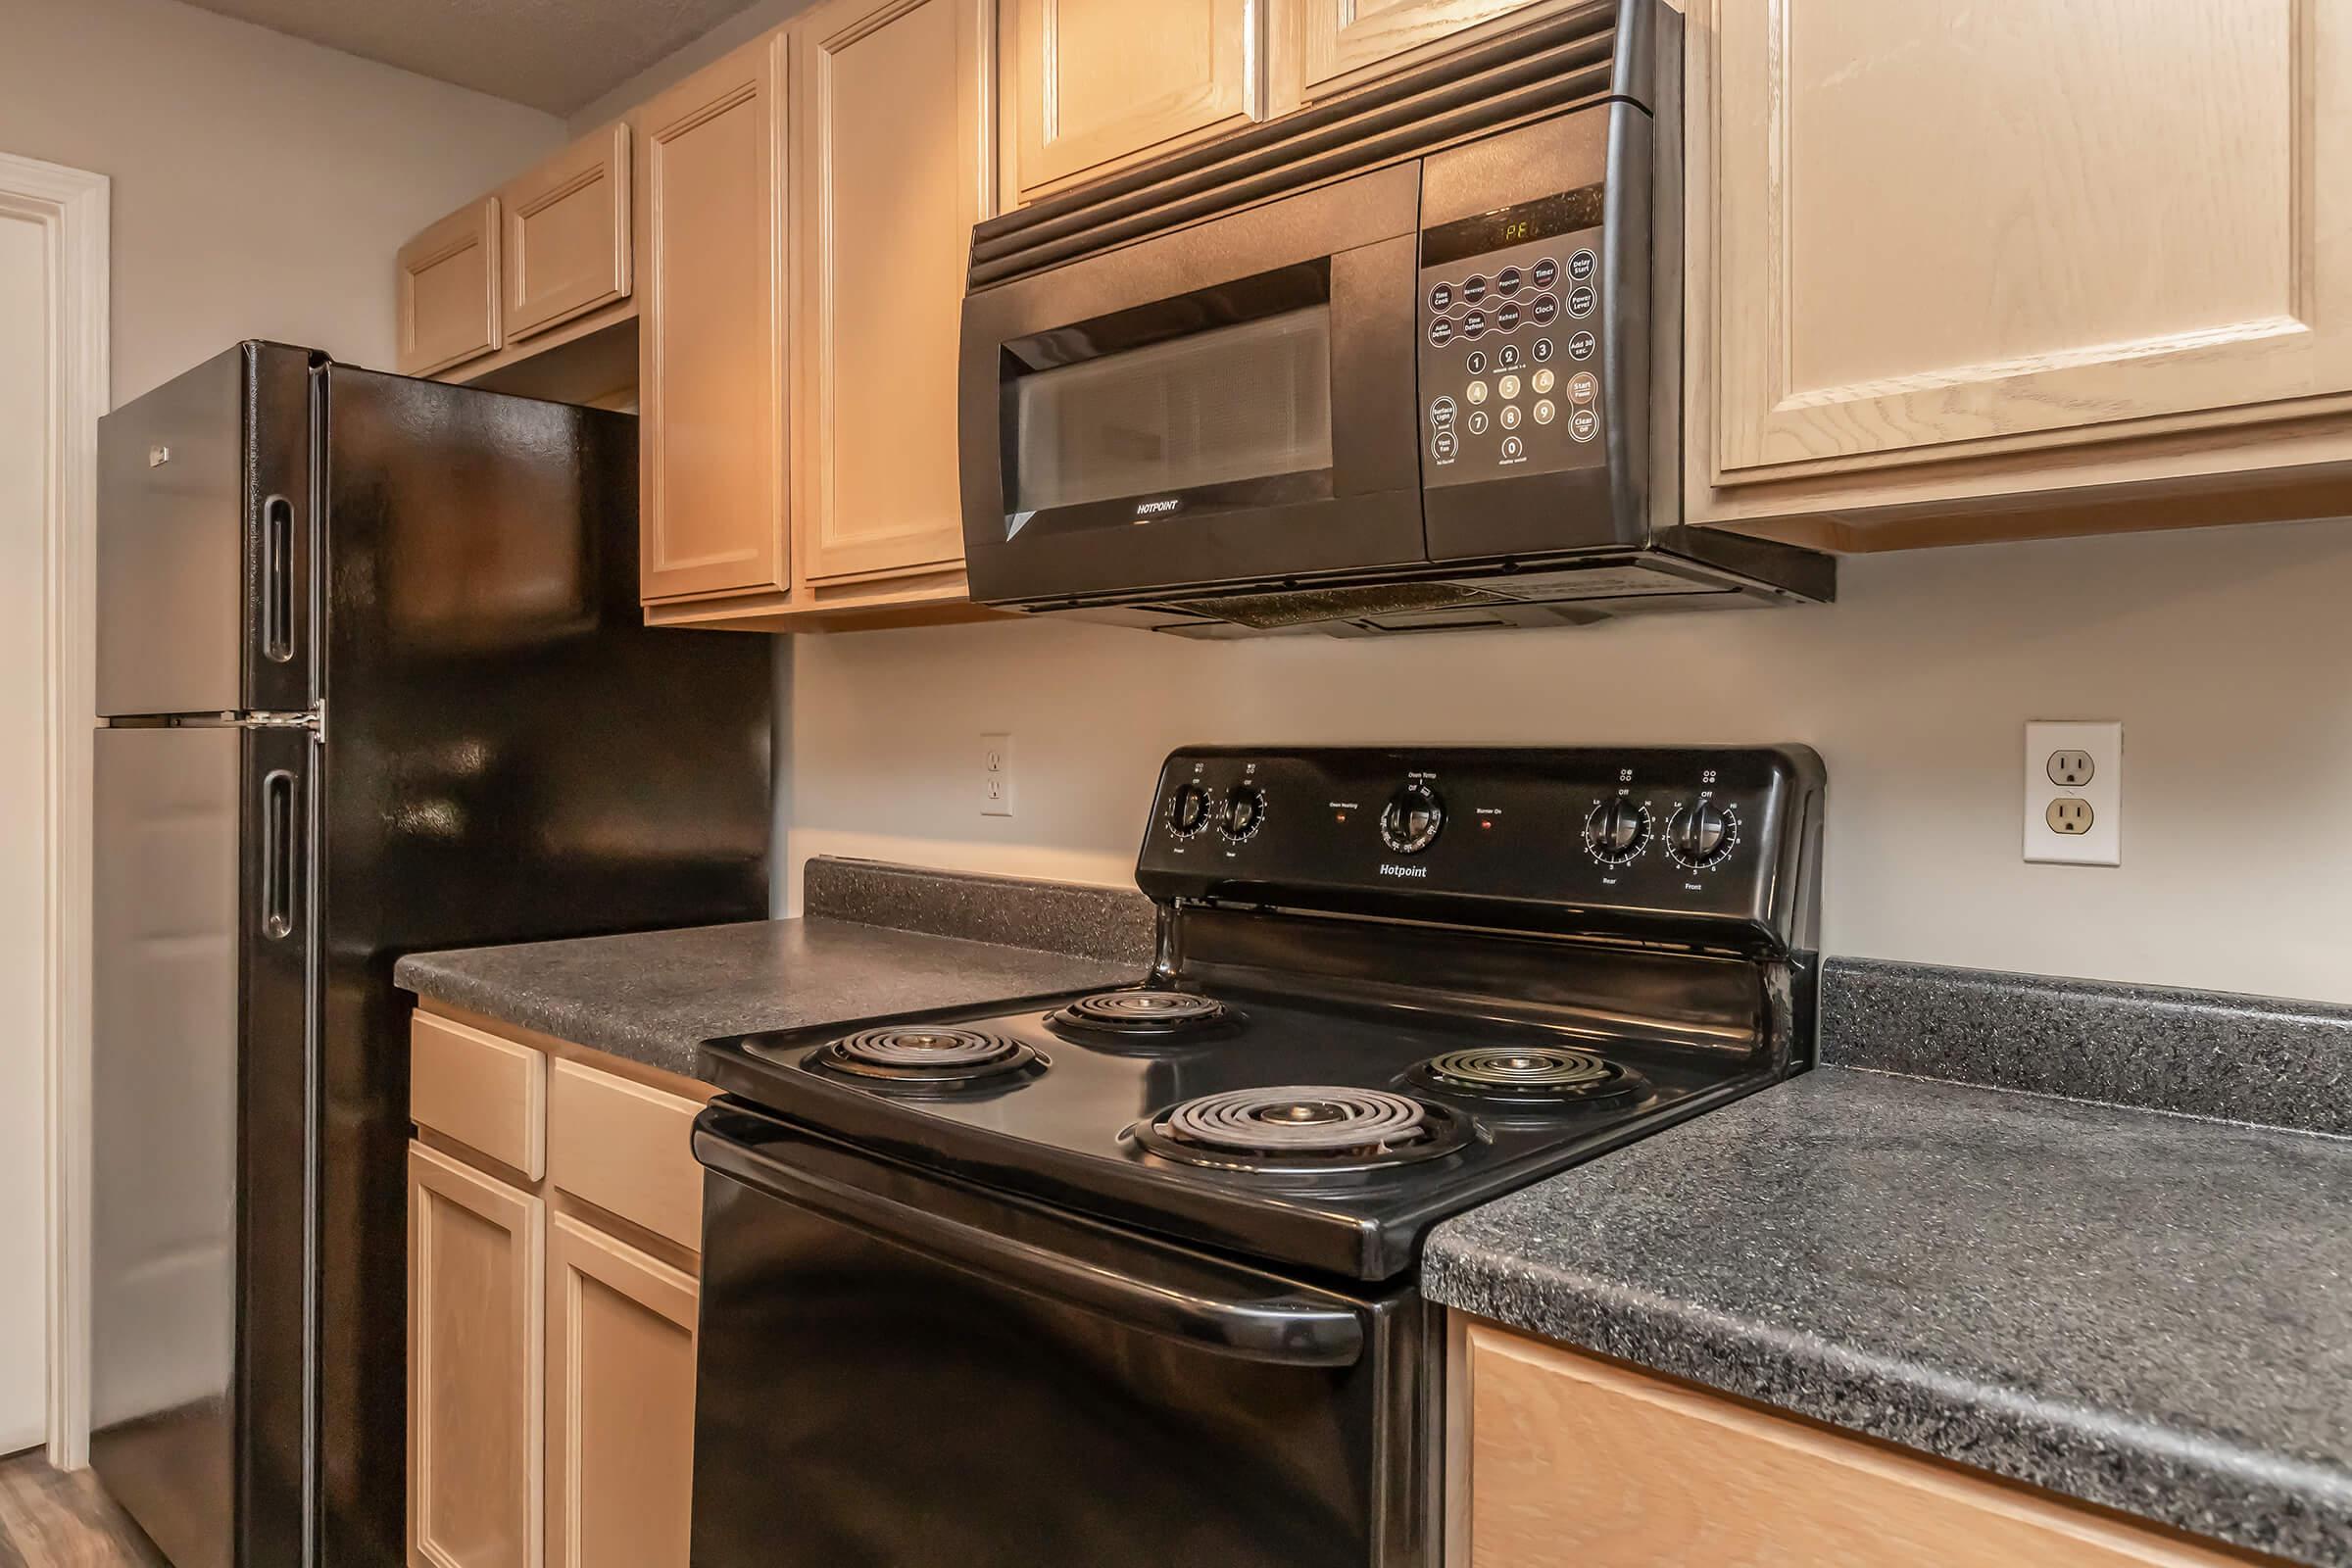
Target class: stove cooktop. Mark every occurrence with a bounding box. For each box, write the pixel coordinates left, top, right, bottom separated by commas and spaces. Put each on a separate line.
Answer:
702, 984, 1780, 1281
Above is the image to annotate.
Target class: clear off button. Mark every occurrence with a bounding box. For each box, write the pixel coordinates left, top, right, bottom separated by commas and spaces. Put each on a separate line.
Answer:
1569, 408, 1599, 442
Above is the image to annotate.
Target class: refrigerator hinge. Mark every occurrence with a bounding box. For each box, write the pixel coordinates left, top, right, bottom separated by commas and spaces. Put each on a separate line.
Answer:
244, 705, 324, 743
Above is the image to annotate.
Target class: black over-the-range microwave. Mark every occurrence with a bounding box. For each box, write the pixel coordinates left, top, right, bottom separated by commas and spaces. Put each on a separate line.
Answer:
957, 0, 1832, 637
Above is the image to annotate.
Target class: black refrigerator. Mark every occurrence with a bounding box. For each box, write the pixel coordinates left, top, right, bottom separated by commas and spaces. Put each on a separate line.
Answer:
89, 342, 771, 1568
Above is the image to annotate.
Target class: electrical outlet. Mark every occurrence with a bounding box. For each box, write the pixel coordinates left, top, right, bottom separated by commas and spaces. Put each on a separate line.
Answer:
980, 732, 1013, 817
2024, 720, 2120, 865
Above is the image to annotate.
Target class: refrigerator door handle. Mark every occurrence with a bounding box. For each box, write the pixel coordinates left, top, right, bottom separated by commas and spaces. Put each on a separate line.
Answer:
262, 495, 296, 664
262, 768, 298, 939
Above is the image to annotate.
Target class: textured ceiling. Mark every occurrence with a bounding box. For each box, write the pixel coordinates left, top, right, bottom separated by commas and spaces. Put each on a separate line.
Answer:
175, 0, 768, 114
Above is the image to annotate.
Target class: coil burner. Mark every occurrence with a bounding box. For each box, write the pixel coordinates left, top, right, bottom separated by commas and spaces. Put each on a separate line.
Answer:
1406, 1045, 1648, 1109
1047, 989, 1241, 1044
810, 1027, 1045, 1092
1131, 1086, 1473, 1173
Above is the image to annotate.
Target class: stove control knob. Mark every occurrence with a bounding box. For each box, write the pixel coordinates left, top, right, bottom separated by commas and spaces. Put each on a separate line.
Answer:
1218, 785, 1267, 843
1666, 800, 1738, 869
1379, 783, 1445, 854
1167, 782, 1213, 839
1584, 797, 1649, 864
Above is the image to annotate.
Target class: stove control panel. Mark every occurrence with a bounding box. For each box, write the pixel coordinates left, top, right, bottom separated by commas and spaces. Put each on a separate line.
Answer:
1139, 747, 1825, 952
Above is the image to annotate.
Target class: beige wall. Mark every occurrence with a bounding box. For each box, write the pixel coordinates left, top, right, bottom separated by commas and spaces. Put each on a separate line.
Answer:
1, 0, 564, 405
785, 515, 2352, 1006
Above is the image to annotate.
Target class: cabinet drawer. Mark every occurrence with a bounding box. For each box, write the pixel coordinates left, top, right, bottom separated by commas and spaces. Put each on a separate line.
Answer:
549, 1060, 705, 1250
411, 1010, 547, 1179
1463, 1324, 2245, 1568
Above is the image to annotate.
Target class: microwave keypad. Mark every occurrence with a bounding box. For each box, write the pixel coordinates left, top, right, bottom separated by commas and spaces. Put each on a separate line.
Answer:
1419, 227, 1604, 485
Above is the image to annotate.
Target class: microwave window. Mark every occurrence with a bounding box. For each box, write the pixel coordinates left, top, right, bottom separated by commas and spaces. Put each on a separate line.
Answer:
1009, 306, 1334, 520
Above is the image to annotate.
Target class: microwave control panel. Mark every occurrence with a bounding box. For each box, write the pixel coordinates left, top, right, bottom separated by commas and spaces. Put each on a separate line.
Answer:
1418, 220, 1607, 488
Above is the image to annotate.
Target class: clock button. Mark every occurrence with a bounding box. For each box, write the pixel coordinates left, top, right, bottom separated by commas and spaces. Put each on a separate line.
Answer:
1531, 293, 1560, 325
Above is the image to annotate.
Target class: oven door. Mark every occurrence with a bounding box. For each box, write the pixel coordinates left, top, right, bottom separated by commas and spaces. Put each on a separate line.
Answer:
690, 1100, 1440, 1568
957, 163, 1426, 608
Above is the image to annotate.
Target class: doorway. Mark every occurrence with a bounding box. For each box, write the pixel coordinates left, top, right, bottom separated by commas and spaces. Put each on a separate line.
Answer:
0, 199, 49, 1456
0, 149, 109, 1471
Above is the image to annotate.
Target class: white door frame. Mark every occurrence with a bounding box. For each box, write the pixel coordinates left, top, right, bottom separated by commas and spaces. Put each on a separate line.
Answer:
0, 150, 110, 1472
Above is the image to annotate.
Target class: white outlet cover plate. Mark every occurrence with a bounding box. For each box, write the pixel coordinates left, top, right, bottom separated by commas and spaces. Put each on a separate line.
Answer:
2024, 720, 2120, 866
981, 731, 1013, 817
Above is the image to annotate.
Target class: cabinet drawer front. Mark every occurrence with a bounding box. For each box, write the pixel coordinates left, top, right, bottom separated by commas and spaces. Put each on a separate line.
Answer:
1464, 1324, 2245, 1567
411, 1010, 547, 1179
504, 122, 633, 341
397, 196, 502, 376
549, 1060, 705, 1250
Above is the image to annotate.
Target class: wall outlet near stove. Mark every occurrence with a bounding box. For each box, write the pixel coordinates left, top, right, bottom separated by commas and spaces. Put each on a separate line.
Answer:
981, 732, 1014, 817
2025, 720, 2120, 865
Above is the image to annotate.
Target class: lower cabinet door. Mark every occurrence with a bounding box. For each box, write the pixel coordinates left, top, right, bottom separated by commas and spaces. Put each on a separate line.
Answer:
409, 1142, 545, 1568
546, 1214, 699, 1568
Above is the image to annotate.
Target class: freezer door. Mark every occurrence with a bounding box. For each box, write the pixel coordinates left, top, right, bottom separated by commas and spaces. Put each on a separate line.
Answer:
96, 342, 318, 717
89, 725, 241, 1568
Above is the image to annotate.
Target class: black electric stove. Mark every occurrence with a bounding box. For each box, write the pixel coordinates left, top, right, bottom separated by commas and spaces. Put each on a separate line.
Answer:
690, 746, 1824, 1568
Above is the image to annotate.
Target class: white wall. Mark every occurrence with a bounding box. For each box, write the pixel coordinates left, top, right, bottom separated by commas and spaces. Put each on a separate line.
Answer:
0, 212, 52, 1454
0, 0, 564, 405
784, 516, 2352, 1006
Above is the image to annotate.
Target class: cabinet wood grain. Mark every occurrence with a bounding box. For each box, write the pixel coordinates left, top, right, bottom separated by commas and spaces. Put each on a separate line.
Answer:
1006, 0, 1258, 203
546, 1060, 708, 1253
1279, 0, 1571, 104
1695, 0, 2352, 515
638, 32, 791, 603
410, 1011, 547, 1181
545, 1217, 698, 1568
1459, 1323, 2255, 1568
502, 122, 633, 343
793, 0, 991, 583
397, 197, 502, 376
408, 1143, 543, 1568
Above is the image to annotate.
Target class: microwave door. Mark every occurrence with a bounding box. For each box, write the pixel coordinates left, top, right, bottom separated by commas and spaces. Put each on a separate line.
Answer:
958, 163, 1425, 608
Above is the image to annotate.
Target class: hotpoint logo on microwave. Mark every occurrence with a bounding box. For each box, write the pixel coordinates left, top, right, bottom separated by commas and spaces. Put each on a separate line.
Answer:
1132, 497, 1184, 519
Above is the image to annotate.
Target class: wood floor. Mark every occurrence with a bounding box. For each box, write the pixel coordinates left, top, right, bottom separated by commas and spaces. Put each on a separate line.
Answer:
0, 1450, 167, 1568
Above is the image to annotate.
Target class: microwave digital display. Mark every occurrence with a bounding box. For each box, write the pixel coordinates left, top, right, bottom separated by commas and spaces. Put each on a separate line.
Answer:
1421, 183, 1605, 269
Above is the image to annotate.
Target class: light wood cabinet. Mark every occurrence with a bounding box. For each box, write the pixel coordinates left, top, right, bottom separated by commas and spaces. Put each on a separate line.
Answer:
792, 0, 991, 583
1004, 0, 1259, 204
406, 1004, 714, 1568
1275, 0, 1574, 105
1454, 1321, 2252, 1568
408, 1142, 543, 1568
546, 1217, 699, 1568
502, 123, 633, 344
1689, 0, 2352, 549
397, 197, 502, 376
637, 32, 791, 604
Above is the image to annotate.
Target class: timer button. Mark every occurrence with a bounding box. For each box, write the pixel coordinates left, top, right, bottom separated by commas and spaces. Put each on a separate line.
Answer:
1532, 257, 1560, 289
1568, 249, 1598, 282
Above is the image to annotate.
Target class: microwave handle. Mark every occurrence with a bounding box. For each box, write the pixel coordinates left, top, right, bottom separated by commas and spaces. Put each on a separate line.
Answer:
695, 1110, 1367, 1369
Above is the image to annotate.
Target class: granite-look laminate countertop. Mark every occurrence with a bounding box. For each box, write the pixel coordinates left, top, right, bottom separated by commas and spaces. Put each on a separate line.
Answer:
395, 859, 1154, 1080
1423, 1066, 2352, 1565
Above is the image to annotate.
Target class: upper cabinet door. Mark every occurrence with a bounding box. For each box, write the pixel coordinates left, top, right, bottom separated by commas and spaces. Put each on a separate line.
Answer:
793, 0, 989, 583
638, 32, 790, 603
1008, 0, 1259, 203
1708, 0, 2352, 486
397, 196, 501, 376
502, 122, 633, 342
1280, 0, 1564, 103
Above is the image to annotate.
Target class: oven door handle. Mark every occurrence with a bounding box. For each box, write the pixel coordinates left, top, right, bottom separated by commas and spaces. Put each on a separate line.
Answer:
697, 1124, 1367, 1369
